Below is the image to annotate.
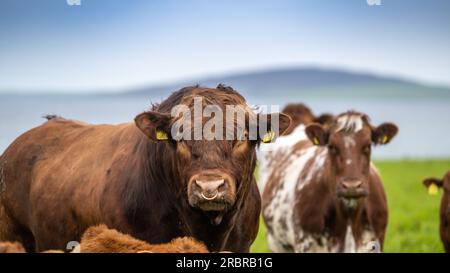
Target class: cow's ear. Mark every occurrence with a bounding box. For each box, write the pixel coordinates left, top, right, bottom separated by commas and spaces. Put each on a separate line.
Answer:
305, 123, 329, 146
372, 123, 398, 145
314, 113, 334, 126
256, 113, 292, 143
134, 111, 172, 141
423, 178, 443, 195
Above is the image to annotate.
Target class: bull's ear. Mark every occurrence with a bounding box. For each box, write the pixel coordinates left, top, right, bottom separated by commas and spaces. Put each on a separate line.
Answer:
256, 113, 292, 143
372, 123, 398, 145
423, 178, 443, 195
134, 111, 172, 141
305, 123, 328, 146
277, 113, 292, 136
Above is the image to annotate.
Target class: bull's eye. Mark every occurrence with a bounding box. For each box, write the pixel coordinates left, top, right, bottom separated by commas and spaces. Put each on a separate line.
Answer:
192, 152, 201, 160
328, 144, 340, 156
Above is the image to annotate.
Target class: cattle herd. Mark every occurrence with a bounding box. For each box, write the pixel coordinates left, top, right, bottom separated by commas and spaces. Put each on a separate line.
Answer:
0, 85, 448, 253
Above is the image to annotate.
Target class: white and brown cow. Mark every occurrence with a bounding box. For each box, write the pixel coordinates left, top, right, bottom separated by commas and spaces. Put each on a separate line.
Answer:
260, 111, 398, 252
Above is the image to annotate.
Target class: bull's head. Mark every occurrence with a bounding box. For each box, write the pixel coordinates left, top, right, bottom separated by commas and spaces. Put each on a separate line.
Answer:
134, 86, 291, 224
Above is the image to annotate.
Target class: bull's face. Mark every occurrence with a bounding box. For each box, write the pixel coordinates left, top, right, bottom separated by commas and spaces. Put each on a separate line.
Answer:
135, 99, 291, 224
179, 139, 249, 213
305, 112, 398, 209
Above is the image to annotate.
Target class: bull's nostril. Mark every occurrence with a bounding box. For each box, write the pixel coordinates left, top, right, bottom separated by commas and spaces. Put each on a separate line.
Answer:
342, 180, 362, 189
195, 179, 225, 191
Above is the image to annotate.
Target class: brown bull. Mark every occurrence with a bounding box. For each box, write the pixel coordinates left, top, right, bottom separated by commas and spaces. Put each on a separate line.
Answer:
0, 84, 290, 252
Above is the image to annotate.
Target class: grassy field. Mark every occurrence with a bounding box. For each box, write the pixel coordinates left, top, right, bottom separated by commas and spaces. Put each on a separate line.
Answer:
250, 159, 450, 253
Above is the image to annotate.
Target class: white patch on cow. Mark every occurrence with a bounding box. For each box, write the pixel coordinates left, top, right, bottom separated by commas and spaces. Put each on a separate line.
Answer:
263, 146, 311, 249
258, 124, 308, 192
343, 225, 356, 253
336, 114, 364, 133
260, 124, 330, 252
294, 233, 330, 253
298, 148, 327, 191
344, 136, 356, 149
267, 234, 290, 253
345, 159, 352, 166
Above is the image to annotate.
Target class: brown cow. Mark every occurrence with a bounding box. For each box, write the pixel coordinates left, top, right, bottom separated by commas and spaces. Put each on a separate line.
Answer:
0, 85, 291, 252
260, 111, 398, 252
282, 103, 333, 135
423, 171, 450, 253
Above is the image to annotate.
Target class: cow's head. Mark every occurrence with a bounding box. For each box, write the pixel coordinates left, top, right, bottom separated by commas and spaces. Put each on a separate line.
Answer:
134, 85, 291, 224
305, 111, 398, 208
423, 171, 450, 194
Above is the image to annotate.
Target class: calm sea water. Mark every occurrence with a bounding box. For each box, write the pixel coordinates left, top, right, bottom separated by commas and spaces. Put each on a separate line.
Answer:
0, 94, 449, 159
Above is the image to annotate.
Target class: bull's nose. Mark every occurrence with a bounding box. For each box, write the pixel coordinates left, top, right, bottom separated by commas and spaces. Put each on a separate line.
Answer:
195, 179, 225, 200
341, 179, 362, 190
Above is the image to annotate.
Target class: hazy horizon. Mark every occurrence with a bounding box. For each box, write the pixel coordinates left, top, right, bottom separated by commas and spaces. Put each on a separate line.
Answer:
1, 65, 449, 95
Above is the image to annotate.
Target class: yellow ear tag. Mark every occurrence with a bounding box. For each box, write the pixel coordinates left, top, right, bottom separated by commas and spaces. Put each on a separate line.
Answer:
262, 131, 275, 143
313, 137, 319, 145
428, 183, 439, 195
156, 130, 168, 141
382, 135, 388, 144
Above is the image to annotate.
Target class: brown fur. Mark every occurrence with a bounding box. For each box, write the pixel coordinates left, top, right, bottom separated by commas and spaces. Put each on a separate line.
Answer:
0, 241, 26, 253
78, 225, 209, 253
0, 85, 290, 252
282, 103, 333, 134
423, 171, 450, 253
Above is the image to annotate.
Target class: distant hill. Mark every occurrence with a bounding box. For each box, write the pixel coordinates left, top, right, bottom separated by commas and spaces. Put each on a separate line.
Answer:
1, 67, 449, 99
125, 67, 450, 99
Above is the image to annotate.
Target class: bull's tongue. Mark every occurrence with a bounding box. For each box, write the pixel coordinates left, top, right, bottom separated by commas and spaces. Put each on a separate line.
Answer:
209, 213, 224, 226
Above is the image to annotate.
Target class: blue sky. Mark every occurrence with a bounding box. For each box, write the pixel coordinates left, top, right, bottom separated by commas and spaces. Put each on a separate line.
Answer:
0, 0, 449, 93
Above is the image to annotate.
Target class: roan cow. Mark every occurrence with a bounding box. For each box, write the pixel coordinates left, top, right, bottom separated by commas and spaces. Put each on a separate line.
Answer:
260, 111, 398, 252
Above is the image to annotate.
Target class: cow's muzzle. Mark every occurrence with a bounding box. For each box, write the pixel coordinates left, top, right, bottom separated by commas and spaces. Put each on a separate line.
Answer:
187, 171, 237, 213
337, 179, 368, 199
